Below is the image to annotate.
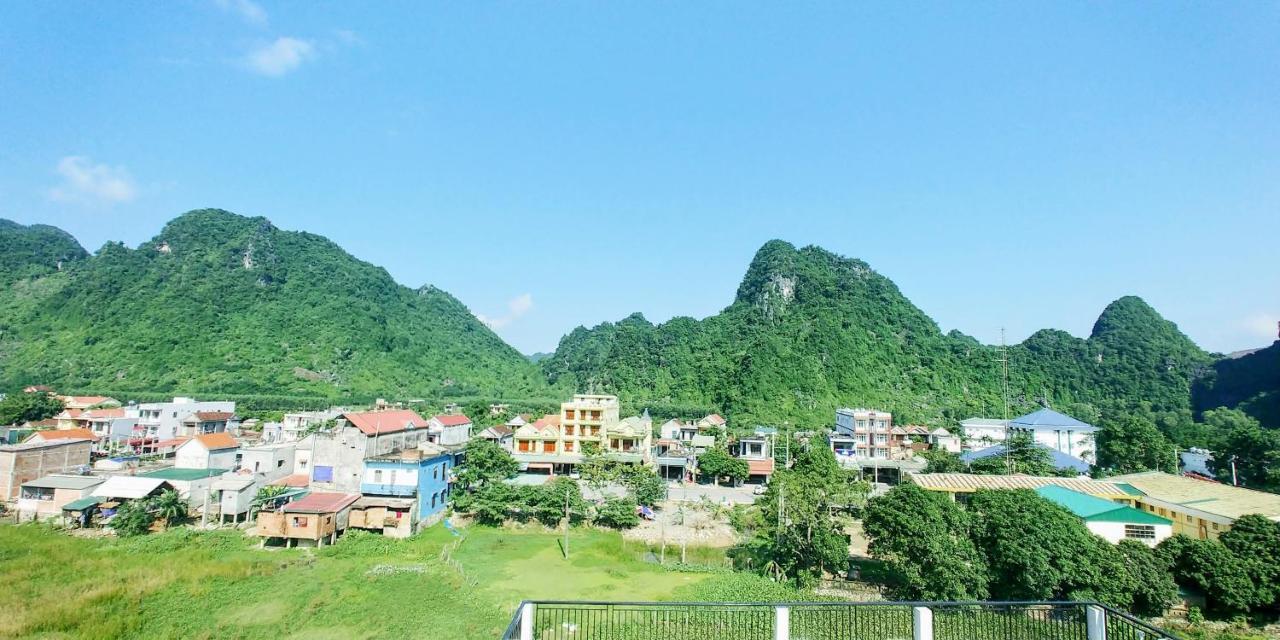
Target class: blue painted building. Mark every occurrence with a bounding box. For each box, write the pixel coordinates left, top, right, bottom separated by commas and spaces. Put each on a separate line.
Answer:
358, 446, 454, 531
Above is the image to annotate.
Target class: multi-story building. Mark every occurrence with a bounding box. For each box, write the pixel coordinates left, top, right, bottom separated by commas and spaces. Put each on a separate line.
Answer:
512, 394, 652, 474
131, 397, 236, 442
830, 408, 895, 460
308, 409, 434, 493
1008, 408, 1097, 464
959, 418, 1010, 449
354, 444, 454, 536
273, 409, 344, 443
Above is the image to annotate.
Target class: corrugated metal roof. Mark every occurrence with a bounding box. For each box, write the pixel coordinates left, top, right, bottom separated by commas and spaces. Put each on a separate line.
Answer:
61, 495, 104, 511
21, 475, 104, 490
140, 467, 229, 481
283, 492, 359, 513
1036, 485, 1172, 525
93, 476, 172, 499
1110, 471, 1280, 520
910, 473, 1130, 498
960, 443, 1091, 473
1009, 408, 1097, 432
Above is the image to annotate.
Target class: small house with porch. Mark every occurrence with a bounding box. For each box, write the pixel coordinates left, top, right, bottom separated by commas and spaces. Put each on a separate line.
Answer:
256, 491, 359, 548
16, 474, 105, 522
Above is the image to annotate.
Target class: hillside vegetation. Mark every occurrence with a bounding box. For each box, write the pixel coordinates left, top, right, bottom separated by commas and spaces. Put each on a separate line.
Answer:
543, 240, 1217, 426
0, 210, 549, 400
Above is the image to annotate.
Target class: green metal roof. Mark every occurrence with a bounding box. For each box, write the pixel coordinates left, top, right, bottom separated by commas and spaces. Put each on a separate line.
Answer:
61, 495, 103, 511
1114, 483, 1146, 497
139, 467, 229, 481
1036, 485, 1172, 526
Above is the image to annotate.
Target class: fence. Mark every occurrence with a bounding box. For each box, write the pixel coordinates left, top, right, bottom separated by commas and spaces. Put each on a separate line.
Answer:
500, 601, 1179, 640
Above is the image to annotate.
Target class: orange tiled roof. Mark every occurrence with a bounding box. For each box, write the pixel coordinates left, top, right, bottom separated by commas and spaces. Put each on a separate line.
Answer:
191, 432, 239, 450
342, 410, 427, 436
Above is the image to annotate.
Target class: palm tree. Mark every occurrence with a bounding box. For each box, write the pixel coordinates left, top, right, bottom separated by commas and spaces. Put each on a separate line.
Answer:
152, 490, 188, 530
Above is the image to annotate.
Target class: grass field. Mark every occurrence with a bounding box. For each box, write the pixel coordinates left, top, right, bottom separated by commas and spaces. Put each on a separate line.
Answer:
0, 523, 758, 640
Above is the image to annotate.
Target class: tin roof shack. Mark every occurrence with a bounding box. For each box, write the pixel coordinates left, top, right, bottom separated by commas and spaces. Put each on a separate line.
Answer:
92, 476, 176, 528
256, 492, 358, 548
139, 467, 229, 511
348, 496, 417, 538
0, 438, 93, 501
16, 474, 104, 522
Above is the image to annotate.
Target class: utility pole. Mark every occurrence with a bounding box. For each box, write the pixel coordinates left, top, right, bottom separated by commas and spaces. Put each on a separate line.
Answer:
562, 484, 571, 558
1230, 456, 1239, 487
1001, 328, 1011, 471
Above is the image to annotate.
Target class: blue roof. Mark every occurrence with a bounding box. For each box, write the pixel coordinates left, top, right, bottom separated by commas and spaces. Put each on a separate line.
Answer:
961, 443, 1092, 473
1010, 408, 1096, 432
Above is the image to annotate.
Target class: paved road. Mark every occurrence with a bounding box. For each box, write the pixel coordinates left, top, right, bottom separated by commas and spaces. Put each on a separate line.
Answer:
665, 482, 759, 505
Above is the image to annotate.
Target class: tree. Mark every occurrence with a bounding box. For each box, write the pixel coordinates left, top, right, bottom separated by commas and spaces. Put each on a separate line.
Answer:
462, 482, 519, 526
862, 484, 989, 600
920, 449, 965, 474
1217, 515, 1280, 608
1206, 409, 1280, 492
595, 496, 640, 529
152, 490, 188, 529
456, 439, 518, 489
110, 499, 156, 537
254, 485, 289, 503
1115, 540, 1179, 617
1096, 414, 1177, 474
969, 431, 1059, 476
697, 448, 748, 486
579, 449, 619, 492
526, 477, 589, 528
0, 390, 64, 426
967, 489, 1137, 607
752, 444, 868, 587
1159, 534, 1262, 615
620, 466, 666, 507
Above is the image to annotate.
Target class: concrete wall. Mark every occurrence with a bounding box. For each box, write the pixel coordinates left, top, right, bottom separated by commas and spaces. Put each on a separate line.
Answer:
308, 426, 433, 493
240, 444, 296, 482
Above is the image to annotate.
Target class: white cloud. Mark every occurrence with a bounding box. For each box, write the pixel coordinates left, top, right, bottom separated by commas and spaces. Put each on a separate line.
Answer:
214, 0, 268, 27
1242, 313, 1279, 341
244, 37, 315, 76
48, 156, 137, 205
477, 293, 535, 330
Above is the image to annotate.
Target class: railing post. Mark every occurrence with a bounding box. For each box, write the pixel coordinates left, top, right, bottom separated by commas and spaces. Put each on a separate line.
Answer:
1086, 604, 1106, 640
519, 602, 534, 640
913, 606, 934, 640
774, 605, 790, 640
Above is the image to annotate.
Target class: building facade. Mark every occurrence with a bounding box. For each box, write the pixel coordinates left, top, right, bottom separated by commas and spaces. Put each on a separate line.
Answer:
132, 398, 236, 442
511, 395, 652, 473
359, 446, 453, 532
0, 439, 93, 501
832, 408, 895, 460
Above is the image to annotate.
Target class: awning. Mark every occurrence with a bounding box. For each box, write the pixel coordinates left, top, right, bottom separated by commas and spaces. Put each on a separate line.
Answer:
63, 496, 103, 511
526, 462, 554, 470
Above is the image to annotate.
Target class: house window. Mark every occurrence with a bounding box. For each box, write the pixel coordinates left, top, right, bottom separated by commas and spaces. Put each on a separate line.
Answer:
1186, 515, 1193, 523
543, 441, 555, 453
1212, 522, 1219, 530
875, 434, 887, 444
374, 470, 383, 483
277, 460, 284, 468
292, 516, 308, 527
564, 442, 575, 452
1124, 525, 1156, 540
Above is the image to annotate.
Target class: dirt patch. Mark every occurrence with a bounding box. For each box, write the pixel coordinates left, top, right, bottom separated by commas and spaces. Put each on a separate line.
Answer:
622, 500, 739, 548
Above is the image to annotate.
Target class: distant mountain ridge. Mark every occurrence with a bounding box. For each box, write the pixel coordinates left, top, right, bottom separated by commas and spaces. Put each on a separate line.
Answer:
543, 240, 1220, 426
0, 209, 548, 399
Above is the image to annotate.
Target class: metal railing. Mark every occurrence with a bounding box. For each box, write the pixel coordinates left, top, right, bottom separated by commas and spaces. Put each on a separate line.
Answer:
500, 601, 1180, 640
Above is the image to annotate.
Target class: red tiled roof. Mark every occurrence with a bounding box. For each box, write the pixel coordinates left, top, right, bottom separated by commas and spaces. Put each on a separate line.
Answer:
342, 410, 428, 436
189, 411, 235, 422
532, 414, 561, 429
747, 459, 775, 475
191, 432, 239, 450
24, 419, 59, 428
703, 414, 726, 426
153, 437, 189, 448
29, 428, 99, 442
283, 492, 359, 513
272, 473, 309, 487
432, 414, 472, 427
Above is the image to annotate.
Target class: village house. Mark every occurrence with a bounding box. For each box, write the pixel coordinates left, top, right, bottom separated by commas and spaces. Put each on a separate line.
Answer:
1008, 407, 1098, 464
351, 444, 454, 536
174, 432, 240, 470
58, 395, 116, 411
0, 438, 93, 501
24, 428, 100, 447
238, 441, 296, 482
212, 476, 258, 524
1111, 471, 1280, 540
268, 408, 343, 443
16, 474, 105, 522
256, 491, 360, 548
476, 425, 514, 450
426, 414, 472, 446
131, 397, 236, 442
138, 467, 228, 509
82, 409, 137, 452
308, 410, 433, 492
178, 411, 236, 437
733, 430, 775, 485
512, 395, 653, 475
831, 408, 896, 460
1035, 485, 1174, 546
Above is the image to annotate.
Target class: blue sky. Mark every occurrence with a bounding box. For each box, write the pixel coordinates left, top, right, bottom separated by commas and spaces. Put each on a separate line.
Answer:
2, 2, 1277, 355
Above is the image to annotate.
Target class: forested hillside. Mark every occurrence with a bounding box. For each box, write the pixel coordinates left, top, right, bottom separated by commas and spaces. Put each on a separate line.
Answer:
543, 240, 1217, 426
1195, 341, 1280, 428
0, 210, 549, 400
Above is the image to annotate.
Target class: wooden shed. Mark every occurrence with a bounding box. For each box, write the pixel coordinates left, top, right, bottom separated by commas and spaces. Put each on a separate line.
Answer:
256, 491, 358, 548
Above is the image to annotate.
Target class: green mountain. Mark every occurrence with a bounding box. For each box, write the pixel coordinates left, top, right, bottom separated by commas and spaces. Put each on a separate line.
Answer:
0, 209, 547, 400
543, 240, 1215, 426
1195, 341, 1280, 428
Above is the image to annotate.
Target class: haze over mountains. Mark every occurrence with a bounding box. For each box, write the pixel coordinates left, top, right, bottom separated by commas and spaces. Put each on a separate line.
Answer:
0, 210, 1273, 427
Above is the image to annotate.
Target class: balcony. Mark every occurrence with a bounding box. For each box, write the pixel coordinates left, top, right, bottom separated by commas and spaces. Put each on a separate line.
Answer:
359, 482, 416, 497
500, 601, 1179, 640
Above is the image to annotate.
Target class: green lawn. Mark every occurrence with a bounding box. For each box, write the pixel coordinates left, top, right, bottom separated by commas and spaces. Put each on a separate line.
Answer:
0, 524, 732, 640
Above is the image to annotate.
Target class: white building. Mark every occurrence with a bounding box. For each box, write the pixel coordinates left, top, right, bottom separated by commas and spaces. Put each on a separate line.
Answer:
1035, 485, 1174, 547
1009, 408, 1097, 464
426, 414, 472, 447
131, 397, 236, 441
175, 433, 240, 470
238, 442, 296, 482
959, 418, 1010, 450
832, 408, 894, 460
273, 409, 344, 443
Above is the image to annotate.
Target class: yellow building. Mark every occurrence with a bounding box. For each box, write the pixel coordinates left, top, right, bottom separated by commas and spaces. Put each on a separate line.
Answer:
512, 395, 651, 473
1110, 471, 1280, 540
